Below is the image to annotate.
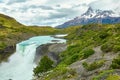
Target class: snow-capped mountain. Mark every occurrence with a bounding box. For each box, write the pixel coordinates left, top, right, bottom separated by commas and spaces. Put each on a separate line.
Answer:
81, 7, 119, 18
56, 7, 120, 28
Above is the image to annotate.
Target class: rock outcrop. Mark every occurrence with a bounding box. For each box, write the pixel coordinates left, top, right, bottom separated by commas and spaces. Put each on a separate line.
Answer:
0, 45, 16, 62
35, 43, 67, 65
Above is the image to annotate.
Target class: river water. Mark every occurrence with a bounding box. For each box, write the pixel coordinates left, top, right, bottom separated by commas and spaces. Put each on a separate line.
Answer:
0, 36, 66, 80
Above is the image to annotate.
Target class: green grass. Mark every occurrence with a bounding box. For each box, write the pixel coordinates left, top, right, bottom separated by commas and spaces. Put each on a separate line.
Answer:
106, 74, 120, 80
92, 70, 114, 80
42, 64, 77, 80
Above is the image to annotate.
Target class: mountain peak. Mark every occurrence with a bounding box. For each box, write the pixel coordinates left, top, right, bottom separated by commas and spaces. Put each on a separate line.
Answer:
81, 7, 96, 18
81, 7, 119, 19
87, 7, 94, 13
56, 7, 120, 28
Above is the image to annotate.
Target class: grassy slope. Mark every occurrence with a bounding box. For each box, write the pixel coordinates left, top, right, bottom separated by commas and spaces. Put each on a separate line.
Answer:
0, 13, 64, 62
36, 23, 120, 80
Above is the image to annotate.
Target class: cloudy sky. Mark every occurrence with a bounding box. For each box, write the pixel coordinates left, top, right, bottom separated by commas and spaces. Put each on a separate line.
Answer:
0, 0, 120, 27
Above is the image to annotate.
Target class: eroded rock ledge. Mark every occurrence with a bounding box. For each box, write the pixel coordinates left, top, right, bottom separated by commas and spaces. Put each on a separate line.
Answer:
35, 43, 67, 65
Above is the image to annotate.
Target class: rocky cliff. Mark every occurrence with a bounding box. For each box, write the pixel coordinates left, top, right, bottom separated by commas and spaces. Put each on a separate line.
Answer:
35, 43, 67, 65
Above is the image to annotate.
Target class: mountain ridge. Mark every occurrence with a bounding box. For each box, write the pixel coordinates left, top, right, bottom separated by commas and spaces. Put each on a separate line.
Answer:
56, 7, 120, 28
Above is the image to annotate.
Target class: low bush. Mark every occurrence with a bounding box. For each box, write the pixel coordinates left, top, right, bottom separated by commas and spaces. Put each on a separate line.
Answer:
44, 64, 69, 80
99, 32, 109, 39
82, 48, 95, 59
92, 70, 114, 80
66, 54, 80, 65
101, 43, 113, 52
82, 60, 105, 71
113, 45, 120, 53
34, 56, 54, 75
110, 55, 120, 69
0, 42, 6, 50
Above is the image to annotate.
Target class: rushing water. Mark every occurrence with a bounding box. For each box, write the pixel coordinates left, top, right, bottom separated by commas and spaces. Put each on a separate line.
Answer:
0, 36, 66, 80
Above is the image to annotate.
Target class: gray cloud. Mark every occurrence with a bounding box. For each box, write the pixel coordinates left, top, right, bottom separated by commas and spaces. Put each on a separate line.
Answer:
34, 12, 67, 20
48, 13, 67, 19
56, 5, 61, 7
1, 7, 9, 12
56, 8, 80, 17
30, 5, 54, 10
18, 7, 28, 13
39, 6, 53, 10
7, 0, 27, 5
72, 3, 87, 8
89, 0, 120, 10
18, 5, 54, 13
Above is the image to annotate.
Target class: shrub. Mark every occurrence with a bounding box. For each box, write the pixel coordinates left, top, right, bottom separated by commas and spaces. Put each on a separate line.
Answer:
99, 32, 109, 39
65, 54, 80, 65
101, 43, 113, 52
44, 64, 68, 80
111, 55, 120, 69
92, 70, 114, 80
113, 45, 120, 53
0, 42, 6, 50
82, 62, 88, 68
82, 60, 105, 71
82, 48, 95, 59
34, 56, 54, 75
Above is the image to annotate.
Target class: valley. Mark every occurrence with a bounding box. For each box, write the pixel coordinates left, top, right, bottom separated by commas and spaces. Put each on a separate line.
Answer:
0, 6, 120, 80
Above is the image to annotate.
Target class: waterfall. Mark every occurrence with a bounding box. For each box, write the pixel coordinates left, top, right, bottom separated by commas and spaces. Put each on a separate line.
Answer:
0, 36, 66, 80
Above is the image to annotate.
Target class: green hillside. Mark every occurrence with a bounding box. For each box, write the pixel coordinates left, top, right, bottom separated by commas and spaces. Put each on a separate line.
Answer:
0, 13, 63, 62
36, 23, 120, 80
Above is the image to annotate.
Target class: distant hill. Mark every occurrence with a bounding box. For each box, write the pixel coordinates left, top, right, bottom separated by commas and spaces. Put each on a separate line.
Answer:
0, 13, 24, 28
56, 7, 120, 28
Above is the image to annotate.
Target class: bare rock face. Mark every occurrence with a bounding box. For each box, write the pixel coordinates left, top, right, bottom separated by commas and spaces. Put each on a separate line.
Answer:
0, 45, 16, 62
35, 43, 67, 65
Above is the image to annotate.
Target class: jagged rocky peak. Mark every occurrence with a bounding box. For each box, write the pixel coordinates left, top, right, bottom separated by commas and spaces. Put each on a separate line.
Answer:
74, 7, 119, 20
84, 7, 94, 15
74, 7, 94, 19
80, 7, 118, 18
81, 7, 96, 18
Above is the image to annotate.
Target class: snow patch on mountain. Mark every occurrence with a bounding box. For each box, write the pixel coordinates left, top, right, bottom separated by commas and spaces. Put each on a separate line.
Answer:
78, 7, 120, 19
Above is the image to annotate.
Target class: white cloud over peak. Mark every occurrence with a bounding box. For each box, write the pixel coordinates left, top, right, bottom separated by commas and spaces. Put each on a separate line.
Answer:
0, 0, 119, 27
